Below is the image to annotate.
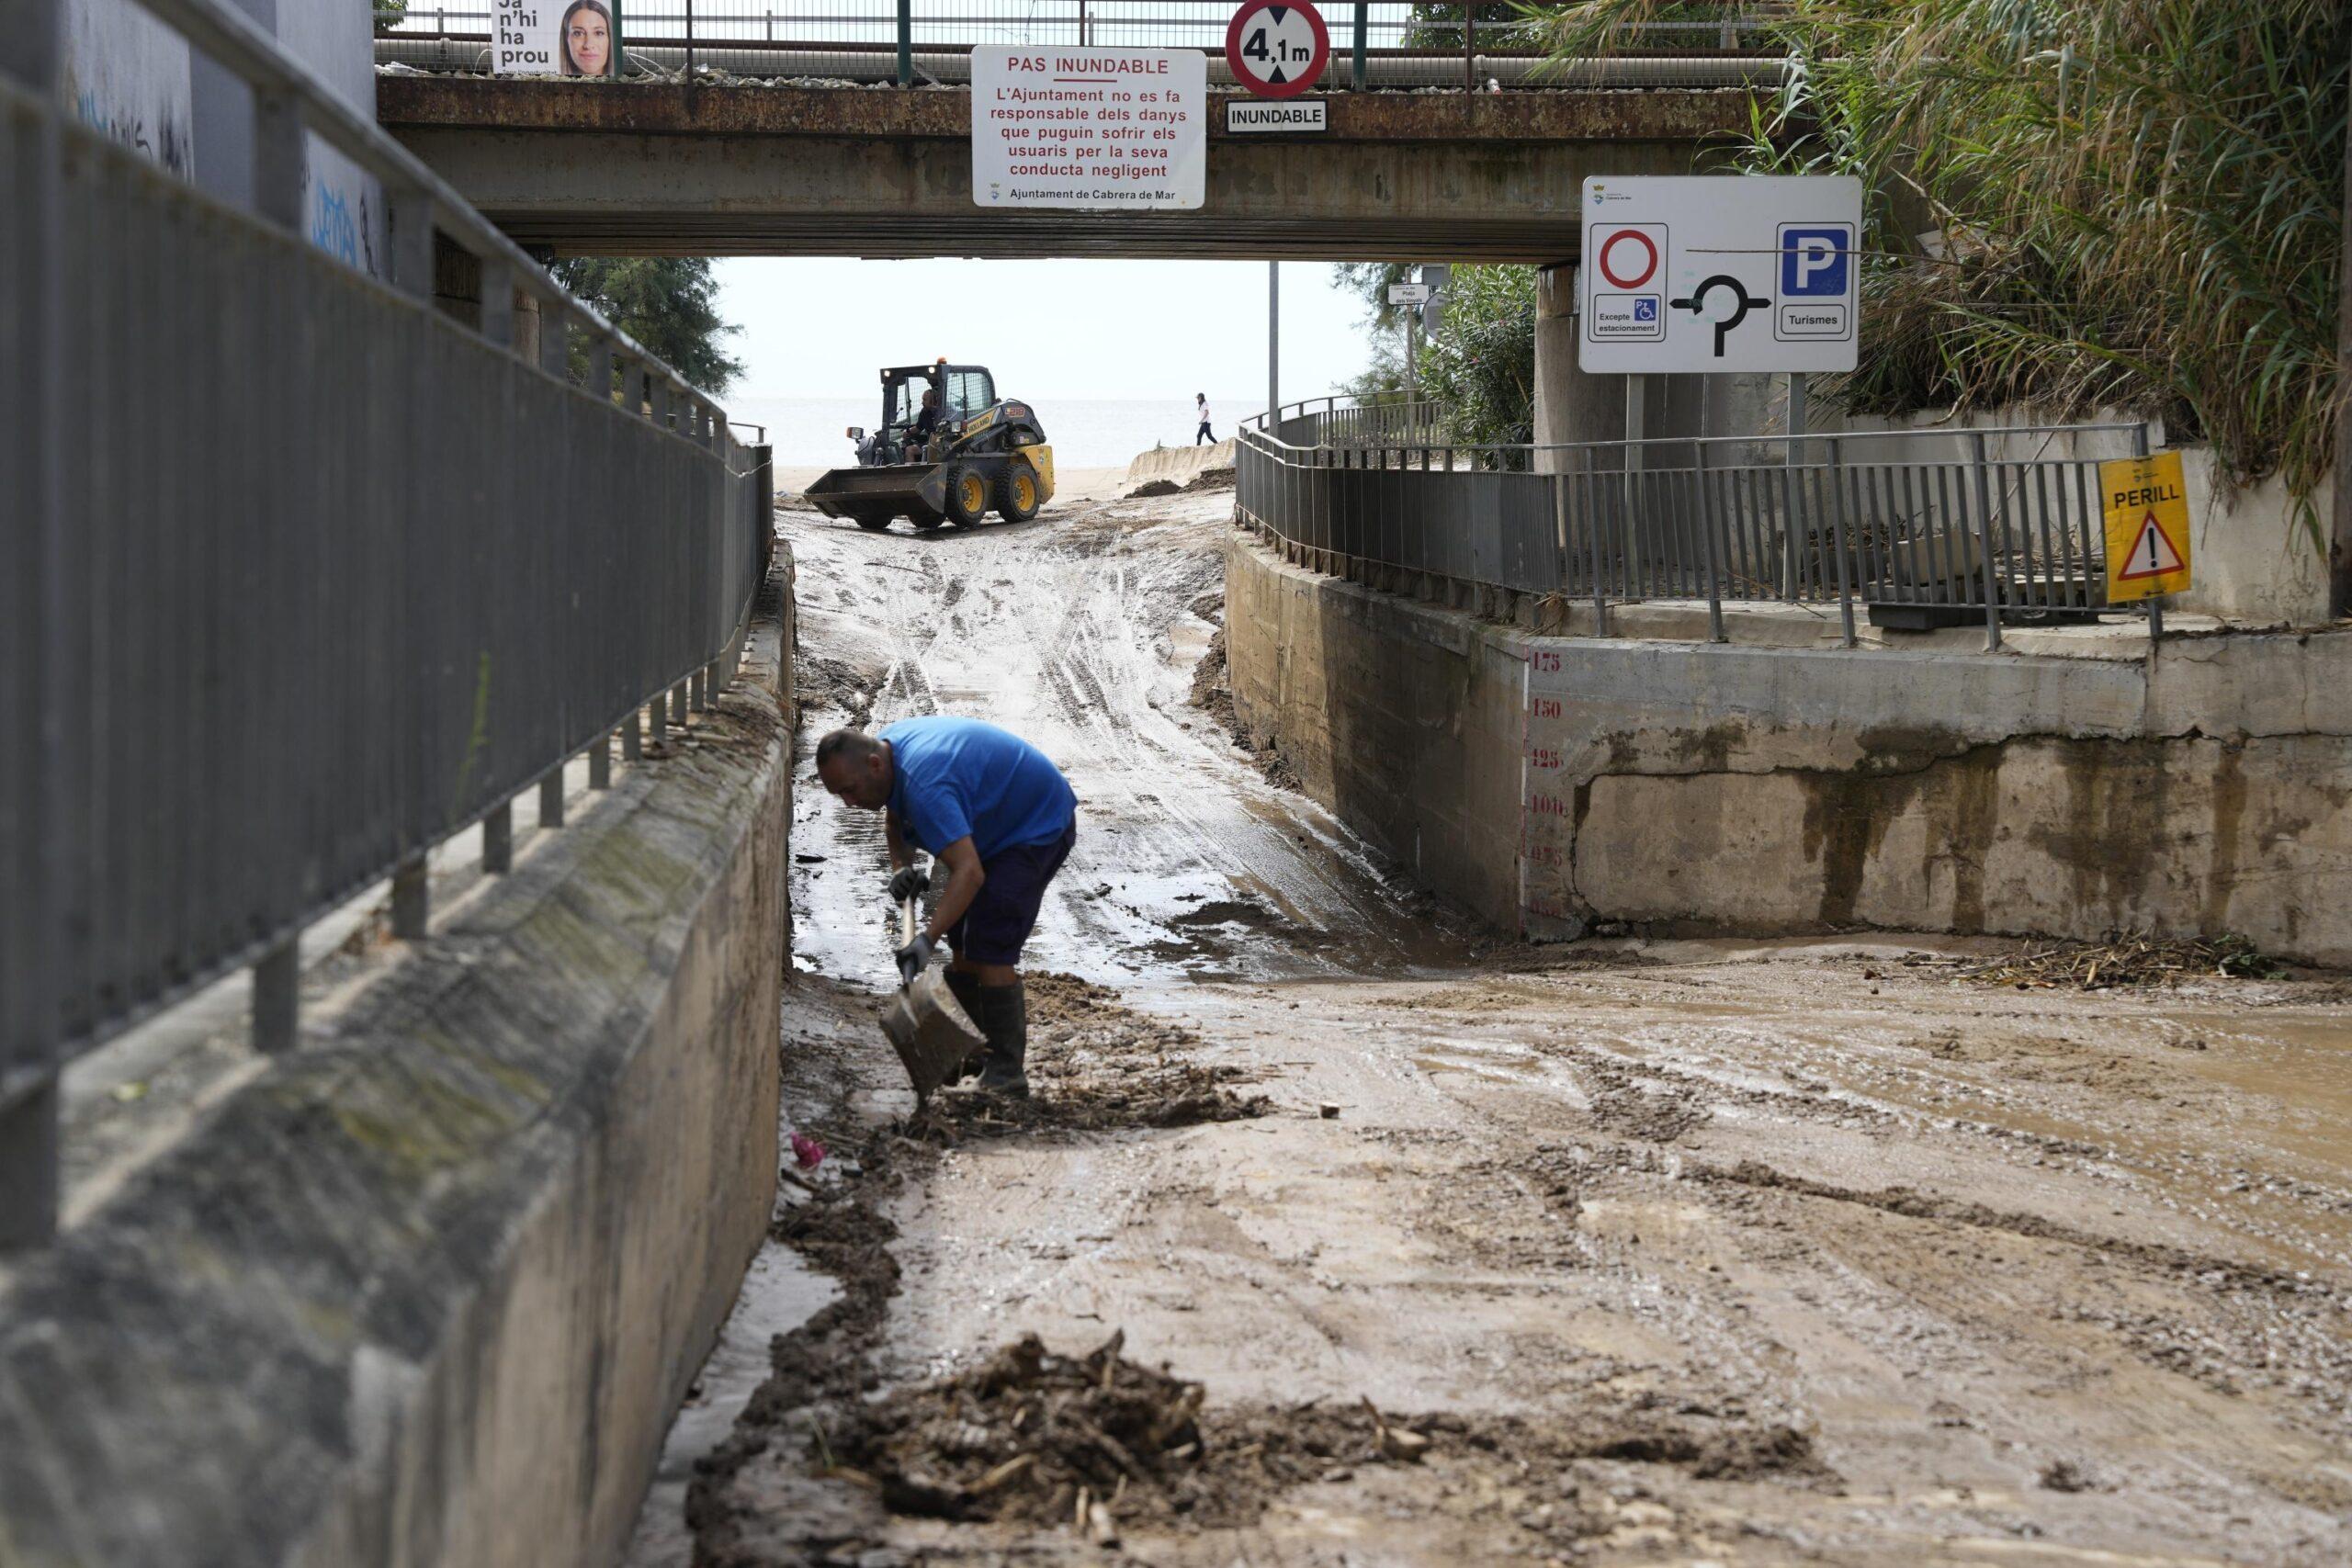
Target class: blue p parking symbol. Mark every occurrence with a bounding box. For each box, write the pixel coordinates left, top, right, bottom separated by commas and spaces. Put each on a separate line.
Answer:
1780, 228, 1849, 297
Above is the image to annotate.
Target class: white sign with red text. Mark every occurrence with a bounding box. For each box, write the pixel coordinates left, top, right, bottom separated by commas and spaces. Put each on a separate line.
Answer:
971, 47, 1205, 210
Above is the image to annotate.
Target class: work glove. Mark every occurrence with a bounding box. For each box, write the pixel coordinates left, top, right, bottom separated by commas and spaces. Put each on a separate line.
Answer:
895, 932, 935, 987
888, 863, 931, 903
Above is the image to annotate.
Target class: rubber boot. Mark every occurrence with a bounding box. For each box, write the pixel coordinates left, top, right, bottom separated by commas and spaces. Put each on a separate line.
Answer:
975, 980, 1030, 1100
944, 969, 987, 1081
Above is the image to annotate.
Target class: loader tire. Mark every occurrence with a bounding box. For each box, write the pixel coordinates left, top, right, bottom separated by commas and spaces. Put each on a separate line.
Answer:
851, 509, 892, 533
996, 461, 1043, 523
910, 507, 947, 531
944, 463, 992, 528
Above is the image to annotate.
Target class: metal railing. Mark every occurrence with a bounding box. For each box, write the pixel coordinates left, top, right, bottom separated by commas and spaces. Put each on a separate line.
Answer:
3, 0, 769, 1246
1238, 402, 2152, 649
1274, 394, 1447, 449
373, 3, 1788, 90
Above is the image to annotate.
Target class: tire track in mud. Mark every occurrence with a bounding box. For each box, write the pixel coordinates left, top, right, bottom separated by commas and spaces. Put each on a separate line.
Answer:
707, 501, 2352, 1567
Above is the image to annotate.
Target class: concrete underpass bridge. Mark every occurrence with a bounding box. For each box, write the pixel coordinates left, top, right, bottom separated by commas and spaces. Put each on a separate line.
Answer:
375, 77, 1762, 260
369, 4, 1785, 259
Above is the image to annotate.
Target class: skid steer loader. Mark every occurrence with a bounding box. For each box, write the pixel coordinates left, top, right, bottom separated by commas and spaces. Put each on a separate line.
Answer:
804, 361, 1055, 533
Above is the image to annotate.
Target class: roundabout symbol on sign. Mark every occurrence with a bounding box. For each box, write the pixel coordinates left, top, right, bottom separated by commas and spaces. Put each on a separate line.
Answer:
1226, 0, 1329, 100
1596, 228, 1658, 289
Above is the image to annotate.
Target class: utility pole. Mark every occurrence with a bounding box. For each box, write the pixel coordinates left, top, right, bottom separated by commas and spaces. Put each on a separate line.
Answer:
1268, 260, 1280, 430
2335, 89, 2351, 618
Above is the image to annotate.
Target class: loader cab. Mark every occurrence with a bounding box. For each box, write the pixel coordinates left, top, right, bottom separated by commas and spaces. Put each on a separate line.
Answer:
880, 362, 996, 457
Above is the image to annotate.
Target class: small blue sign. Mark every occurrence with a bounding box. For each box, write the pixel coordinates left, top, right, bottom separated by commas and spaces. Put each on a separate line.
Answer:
1780, 227, 1850, 297
1632, 298, 1657, 322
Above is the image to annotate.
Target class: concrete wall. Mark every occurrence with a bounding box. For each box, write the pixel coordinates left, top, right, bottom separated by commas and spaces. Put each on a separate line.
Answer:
1226, 533, 2352, 965
0, 568, 798, 1568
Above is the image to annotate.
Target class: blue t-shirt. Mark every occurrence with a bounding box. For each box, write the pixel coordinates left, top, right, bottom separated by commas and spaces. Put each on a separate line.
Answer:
882, 716, 1076, 863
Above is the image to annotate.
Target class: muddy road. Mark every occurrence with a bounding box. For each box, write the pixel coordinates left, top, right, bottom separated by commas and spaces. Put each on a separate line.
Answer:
656, 483, 2352, 1566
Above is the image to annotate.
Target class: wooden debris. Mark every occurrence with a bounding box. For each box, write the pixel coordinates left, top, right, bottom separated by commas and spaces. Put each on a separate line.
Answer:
1956, 933, 2282, 990
1361, 1395, 1430, 1463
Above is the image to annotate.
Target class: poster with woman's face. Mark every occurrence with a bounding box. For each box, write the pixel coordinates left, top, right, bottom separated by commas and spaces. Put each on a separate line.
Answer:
490, 0, 621, 78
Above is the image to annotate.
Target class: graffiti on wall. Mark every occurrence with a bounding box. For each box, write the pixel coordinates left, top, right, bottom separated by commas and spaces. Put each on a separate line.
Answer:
64, 0, 195, 176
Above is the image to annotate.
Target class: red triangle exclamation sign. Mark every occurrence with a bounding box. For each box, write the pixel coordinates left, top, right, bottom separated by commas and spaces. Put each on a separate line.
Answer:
2116, 511, 2185, 579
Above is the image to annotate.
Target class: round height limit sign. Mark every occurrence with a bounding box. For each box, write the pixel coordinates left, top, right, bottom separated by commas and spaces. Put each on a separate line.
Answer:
1226, 0, 1329, 98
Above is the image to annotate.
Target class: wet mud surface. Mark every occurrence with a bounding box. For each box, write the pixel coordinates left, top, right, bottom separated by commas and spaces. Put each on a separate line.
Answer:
661, 489, 2352, 1565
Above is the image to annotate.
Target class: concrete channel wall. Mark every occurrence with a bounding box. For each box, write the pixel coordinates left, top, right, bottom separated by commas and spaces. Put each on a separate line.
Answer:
0, 563, 799, 1568
1225, 532, 2352, 965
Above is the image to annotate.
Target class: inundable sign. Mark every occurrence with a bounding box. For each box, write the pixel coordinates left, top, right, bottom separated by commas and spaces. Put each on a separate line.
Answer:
1226, 0, 1329, 99
2098, 451, 2192, 603
971, 48, 1205, 210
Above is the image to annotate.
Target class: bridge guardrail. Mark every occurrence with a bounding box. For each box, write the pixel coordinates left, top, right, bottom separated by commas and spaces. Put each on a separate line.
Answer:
3, 0, 767, 1247
374, 2, 1787, 90
1238, 408, 2152, 650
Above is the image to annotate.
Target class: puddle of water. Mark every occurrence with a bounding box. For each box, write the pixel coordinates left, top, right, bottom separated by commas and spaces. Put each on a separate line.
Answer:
619, 1217, 842, 1566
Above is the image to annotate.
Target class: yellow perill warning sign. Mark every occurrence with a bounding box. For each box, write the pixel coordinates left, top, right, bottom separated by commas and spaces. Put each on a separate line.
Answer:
2098, 450, 2191, 603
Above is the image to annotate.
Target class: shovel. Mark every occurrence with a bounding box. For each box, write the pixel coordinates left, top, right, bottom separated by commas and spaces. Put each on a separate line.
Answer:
878, 897, 986, 1105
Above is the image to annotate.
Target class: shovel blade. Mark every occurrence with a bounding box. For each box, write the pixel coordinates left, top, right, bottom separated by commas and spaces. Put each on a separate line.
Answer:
880, 968, 986, 1100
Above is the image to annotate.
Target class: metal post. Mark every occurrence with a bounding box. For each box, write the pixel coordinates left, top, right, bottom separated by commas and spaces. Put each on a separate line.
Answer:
691, 666, 708, 713
1623, 375, 1645, 601
1586, 447, 1609, 630
1267, 262, 1280, 432
684, 0, 696, 102
2336, 107, 2352, 619
1970, 431, 2004, 652
649, 696, 668, 749
1782, 372, 1806, 600
538, 772, 564, 829
391, 855, 430, 939
1351, 1, 1367, 90
253, 940, 299, 1055
483, 799, 514, 873
253, 89, 305, 230
1694, 442, 1726, 642
1826, 434, 1858, 647
2, 0, 66, 1250
0, 1082, 59, 1252
480, 258, 514, 349
673, 681, 691, 728
1405, 311, 1418, 401
589, 730, 612, 789
537, 300, 568, 378
1464, 2, 1476, 93
390, 187, 434, 300
896, 0, 912, 85
624, 707, 644, 759
2135, 421, 2164, 645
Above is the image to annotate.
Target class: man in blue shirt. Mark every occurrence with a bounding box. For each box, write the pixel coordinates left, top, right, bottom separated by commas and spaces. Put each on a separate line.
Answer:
814, 717, 1078, 1098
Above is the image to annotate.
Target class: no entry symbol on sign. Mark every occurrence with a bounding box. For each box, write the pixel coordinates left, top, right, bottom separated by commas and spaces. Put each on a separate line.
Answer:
1226, 0, 1330, 100
1593, 225, 1663, 289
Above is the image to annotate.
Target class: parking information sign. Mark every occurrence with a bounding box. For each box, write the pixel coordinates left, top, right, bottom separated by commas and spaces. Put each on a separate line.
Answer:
971, 47, 1205, 210
1578, 175, 1863, 373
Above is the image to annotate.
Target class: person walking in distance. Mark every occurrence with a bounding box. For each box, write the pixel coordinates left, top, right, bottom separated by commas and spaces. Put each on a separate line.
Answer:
1194, 393, 1215, 446
815, 719, 1078, 1099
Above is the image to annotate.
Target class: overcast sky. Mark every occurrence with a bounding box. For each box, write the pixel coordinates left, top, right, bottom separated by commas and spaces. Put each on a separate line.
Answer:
713, 258, 1383, 405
